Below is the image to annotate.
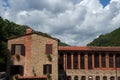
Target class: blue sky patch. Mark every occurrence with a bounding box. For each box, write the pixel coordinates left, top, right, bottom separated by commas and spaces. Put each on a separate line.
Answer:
99, 0, 111, 7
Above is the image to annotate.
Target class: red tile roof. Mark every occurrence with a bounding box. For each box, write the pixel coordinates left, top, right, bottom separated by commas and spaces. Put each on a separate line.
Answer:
58, 46, 120, 51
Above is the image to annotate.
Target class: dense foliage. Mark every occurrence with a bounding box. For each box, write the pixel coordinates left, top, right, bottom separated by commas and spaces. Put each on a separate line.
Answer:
58, 41, 69, 46
0, 17, 28, 71
87, 27, 120, 46
0, 16, 68, 71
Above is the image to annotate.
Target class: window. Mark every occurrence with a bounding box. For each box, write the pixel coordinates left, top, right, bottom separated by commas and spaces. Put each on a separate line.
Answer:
46, 44, 52, 54
94, 53, 99, 68
88, 53, 92, 69
116, 54, 120, 68
74, 76, 78, 80
67, 53, 71, 69
118, 76, 120, 80
101, 53, 106, 68
110, 76, 114, 80
96, 76, 100, 80
80, 53, 85, 69
11, 44, 25, 56
43, 64, 52, 74
73, 53, 78, 69
103, 76, 107, 80
11, 65, 24, 76
59, 53, 64, 70
88, 76, 93, 80
81, 76, 86, 80
67, 76, 71, 80
109, 54, 114, 68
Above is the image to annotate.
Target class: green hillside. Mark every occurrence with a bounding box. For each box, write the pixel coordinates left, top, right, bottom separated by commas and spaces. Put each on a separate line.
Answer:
0, 16, 68, 71
0, 16, 28, 71
87, 27, 120, 46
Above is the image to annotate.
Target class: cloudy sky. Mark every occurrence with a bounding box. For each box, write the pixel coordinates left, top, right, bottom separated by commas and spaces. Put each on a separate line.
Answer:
0, 0, 120, 46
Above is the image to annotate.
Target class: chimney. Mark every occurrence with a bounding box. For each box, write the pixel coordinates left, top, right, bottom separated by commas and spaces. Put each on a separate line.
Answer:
26, 28, 32, 34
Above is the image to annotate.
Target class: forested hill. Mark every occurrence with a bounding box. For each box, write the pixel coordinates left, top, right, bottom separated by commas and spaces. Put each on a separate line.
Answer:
87, 27, 120, 46
0, 16, 68, 71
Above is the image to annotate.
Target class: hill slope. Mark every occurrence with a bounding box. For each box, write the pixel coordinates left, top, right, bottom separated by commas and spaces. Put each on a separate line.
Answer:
0, 16, 68, 71
87, 27, 120, 46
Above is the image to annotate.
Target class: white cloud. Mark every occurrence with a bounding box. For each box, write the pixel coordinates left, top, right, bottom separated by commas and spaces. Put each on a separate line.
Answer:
1, 0, 120, 46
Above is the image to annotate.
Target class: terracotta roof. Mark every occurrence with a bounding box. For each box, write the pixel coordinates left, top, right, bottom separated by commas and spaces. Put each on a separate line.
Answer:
58, 46, 120, 51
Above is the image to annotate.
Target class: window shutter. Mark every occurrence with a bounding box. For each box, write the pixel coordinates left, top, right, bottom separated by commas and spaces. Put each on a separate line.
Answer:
21, 44, 25, 56
11, 44, 15, 55
19, 66, 24, 76
43, 65, 47, 74
49, 65, 52, 74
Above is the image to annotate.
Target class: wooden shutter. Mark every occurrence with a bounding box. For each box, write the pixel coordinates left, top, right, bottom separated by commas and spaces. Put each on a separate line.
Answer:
11, 44, 15, 55
19, 66, 24, 76
48, 65, 52, 74
21, 44, 25, 56
43, 65, 47, 74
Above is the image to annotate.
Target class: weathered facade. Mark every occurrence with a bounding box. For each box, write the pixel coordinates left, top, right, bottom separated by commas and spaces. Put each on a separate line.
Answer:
7, 28, 120, 80
8, 28, 58, 80
58, 46, 120, 80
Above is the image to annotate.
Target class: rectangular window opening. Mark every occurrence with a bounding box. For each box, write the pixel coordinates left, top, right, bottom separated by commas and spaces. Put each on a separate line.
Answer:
43, 64, 52, 74
46, 44, 52, 54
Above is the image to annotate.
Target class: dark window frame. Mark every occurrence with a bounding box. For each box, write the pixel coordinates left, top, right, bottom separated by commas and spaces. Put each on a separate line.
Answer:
11, 65, 24, 76
73, 53, 78, 69
80, 53, 85, 69
96, 76, 100, 80
43, 64, 52, 74
88, 53, 92, 69
116, 54, 120, 68
118, 76, 120, 80
101, 53, 106, 68
74, 76, 78, 80
110, 76, 115, 80
103, 76, 107, 80
67, 76, 71, 80
109, 53, 114, 68
67, 53, 71, 69
11, 44, 25, 56
59, 53, 64, 70
94, 53, 99, 68
46, 44, 53, 54
81, 76, 86, 80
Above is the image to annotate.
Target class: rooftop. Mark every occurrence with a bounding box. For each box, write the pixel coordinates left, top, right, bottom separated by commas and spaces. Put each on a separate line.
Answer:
58, 46, 120, 51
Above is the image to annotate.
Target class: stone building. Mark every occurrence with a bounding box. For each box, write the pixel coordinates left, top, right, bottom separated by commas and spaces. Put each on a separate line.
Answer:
7, 28, 120, 80
58, 46, 120, 80
7, 28, 58, 80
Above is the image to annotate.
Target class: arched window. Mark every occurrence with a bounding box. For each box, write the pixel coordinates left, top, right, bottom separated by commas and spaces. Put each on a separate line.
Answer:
81, 76, 86, 80
88, 76, 93, 80
118, 76, 120, 80
96, 76, 100, 80
74, 76, 78, 80
110, 76, 114, 80
67, 76, 71, 80
103, 76, 107, 80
